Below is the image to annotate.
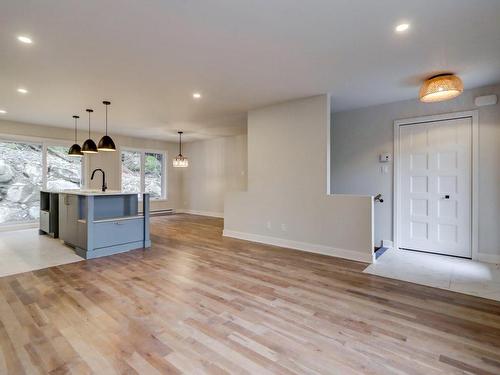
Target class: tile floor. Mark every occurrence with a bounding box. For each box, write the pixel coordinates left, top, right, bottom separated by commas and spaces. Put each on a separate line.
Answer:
0, 229, 82, 277
364, 247, 500, 301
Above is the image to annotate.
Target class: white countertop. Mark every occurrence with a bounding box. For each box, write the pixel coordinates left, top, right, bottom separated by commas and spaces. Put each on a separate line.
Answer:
42, 189, 147, 196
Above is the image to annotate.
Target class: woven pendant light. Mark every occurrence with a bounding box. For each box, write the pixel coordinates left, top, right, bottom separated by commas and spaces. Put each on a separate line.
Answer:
419, 74, 463, 103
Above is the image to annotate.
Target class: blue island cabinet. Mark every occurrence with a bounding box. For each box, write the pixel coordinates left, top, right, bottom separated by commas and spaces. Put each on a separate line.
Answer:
57, 192, 151, 259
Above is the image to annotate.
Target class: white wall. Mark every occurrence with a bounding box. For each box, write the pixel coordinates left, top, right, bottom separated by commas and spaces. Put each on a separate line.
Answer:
224, 95, 374, 263
331, 83, 500, 260
181, 134, 247, 217
0, 119, 183, 210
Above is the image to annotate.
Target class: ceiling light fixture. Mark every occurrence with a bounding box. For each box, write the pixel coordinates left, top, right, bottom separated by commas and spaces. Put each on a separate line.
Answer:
0, 110, 7, 114
173, 131, 189, 168
82, 109, 98, 153
68, 115, 84, 156
17, 35, 33, 44
192, 92, 202, 99
395, 23, 410, 33
17, 88, 28, 94
98, 101, 116, 151
419, 74, 463, 103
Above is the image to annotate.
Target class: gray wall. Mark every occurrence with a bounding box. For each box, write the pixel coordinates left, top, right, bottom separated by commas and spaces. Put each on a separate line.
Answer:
225, 95, 374, 262
331, 83, 500, 259
181, 134, 248, 216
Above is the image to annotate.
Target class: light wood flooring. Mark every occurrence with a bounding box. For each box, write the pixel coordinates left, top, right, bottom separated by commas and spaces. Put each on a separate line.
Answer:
1, 214, 500, 374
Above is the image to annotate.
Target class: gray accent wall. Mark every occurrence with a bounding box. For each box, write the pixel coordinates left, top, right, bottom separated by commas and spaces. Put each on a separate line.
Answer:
331, 83, 500, 259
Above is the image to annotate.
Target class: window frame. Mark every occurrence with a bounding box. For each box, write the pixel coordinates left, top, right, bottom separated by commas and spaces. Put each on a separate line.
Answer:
119, 147, 167, 200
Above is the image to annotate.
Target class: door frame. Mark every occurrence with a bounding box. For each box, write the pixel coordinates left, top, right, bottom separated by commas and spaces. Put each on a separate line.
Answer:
393, 110, 479, 259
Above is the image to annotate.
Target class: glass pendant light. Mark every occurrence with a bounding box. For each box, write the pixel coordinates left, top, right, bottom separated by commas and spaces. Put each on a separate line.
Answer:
82, 109, 98, 153
98, 100, 116, 151
68, 115, 84, 156
419, 74, 463, 103
173, 131, 189, 167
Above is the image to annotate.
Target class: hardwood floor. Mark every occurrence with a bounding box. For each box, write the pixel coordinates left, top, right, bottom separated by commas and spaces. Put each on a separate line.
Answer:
1, 214, 500, 374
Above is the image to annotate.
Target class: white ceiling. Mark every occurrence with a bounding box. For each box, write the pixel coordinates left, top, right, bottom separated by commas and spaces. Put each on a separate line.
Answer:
1, 0, 499, 141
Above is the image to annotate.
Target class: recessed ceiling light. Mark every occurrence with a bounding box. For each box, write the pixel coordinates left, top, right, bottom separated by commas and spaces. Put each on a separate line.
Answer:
0, 109, 7, 114
192, 92, 202, 99
395, 23, 410, 33
17, 88, 28, 94
17, 35, 33, 44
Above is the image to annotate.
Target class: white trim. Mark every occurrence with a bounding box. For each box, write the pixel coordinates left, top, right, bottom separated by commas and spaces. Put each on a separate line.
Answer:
393, 110, 479, 260
0, 222, 38, 232
177, 209, 224, 218
223, 229, 374, 263
476, 253, 500, 264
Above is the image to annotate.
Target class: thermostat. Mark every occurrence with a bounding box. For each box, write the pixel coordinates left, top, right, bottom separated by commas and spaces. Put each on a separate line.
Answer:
379, 153, 391, 162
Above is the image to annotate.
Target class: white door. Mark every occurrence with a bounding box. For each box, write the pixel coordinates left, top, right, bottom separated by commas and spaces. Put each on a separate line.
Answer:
399, 117, 472, 257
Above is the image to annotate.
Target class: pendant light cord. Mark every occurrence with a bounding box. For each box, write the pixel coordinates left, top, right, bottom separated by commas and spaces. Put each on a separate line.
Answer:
179, 132, 182, 156
74, 117, 77, 142
88, 111, 91, 138
105, 104, 108, 136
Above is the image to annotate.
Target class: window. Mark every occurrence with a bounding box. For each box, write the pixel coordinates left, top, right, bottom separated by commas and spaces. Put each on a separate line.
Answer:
46, 145, 83, 190
144, 152, 164, 199
0, 139, 83, 225
121, 150, 141, 194
121, 149, 166, 199
0, 141, 43, 224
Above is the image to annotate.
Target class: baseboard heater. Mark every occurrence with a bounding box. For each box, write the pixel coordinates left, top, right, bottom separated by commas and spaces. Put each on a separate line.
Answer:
150, 208, 174, 217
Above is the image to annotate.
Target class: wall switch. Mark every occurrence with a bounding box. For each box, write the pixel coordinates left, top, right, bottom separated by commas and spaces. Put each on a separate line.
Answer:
380, 165, 389, 174
281, 223, 287, 231
266, 221, 272, 230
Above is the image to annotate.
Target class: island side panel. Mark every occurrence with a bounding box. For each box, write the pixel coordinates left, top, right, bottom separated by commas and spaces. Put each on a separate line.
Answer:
85, 195, 94, 253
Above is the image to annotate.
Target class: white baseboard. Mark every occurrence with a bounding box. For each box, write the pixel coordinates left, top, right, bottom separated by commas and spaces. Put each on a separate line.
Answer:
0, 222, 38, 232
177, 209, 224, 218
476, 252, 500, 264
223, 229, 373, 263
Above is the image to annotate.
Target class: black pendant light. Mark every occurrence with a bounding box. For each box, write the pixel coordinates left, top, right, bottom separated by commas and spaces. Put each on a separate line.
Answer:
68, 115, 84, 156
82, 109, 98, 154
98, 100, 116, 151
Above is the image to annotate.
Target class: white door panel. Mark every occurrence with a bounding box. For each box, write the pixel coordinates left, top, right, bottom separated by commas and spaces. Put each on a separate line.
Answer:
399, 117, 471, 257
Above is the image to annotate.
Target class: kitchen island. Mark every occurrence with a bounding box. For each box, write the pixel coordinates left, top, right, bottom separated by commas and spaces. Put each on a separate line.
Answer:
41, 190, 150, 259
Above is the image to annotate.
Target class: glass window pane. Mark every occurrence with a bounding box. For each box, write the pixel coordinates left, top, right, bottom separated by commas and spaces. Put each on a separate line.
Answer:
0, 141, 43, 224
47, 145, 82, 190
145, 152, 163, 199
121, 150, 141, 193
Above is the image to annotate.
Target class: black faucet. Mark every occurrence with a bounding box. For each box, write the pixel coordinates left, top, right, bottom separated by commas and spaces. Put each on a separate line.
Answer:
91, 168, 107, 192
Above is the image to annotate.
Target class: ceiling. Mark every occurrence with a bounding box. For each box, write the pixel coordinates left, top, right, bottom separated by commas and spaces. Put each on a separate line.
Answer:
1, 0, 500, 142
